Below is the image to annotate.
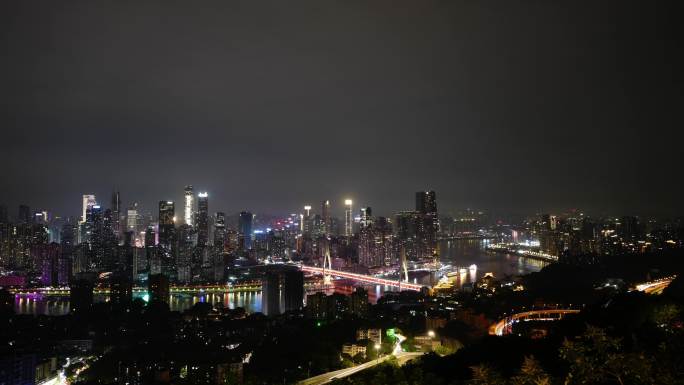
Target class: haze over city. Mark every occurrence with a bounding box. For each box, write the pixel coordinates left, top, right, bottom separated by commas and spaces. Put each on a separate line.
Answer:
2, 1, 682, 217
1, 1, 682, 385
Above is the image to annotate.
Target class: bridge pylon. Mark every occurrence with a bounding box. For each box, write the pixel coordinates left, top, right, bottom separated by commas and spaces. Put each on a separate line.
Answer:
400, 245, 409, 284
322, 249, 332, 285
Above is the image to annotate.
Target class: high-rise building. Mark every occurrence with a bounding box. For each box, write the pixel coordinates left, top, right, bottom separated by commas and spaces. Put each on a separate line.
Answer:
196, 192, 209, 247
358, 216, 393, 268
213, 212, 227, 250
0, 205, 7, 223
70, 274, 94, 313
282, 269, 304, 312
33, 243, 61, 286
360, 207, 372, 228
239, 212, 253, 250
303, 205, 312, 235
321, 200, 331, 236
144, 225, 156, 247
148, 273, 169, 304
110, 273, 133, 305
126, 204, 139, 235
262, 271, 280, 316
111, 191, 121, 242
184, 185, 194, 226
158, 201, 175, 248
60, 220, 77, 256
349, 287, 369, 318
81, 195, 97, 224
344, 199, 353, 237
415, 191, 438, 259
416, 191, 437, 215
176, 224, 194, 283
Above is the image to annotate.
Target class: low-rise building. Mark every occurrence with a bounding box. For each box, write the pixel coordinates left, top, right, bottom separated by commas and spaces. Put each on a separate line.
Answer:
356, 328, 382, 344
342, 344, 367, 357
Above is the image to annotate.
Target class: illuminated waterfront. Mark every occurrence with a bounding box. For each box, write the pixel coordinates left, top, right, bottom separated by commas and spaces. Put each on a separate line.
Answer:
15, 290, 263, 316
14, 240, 545, 316
411, 239, 548, 288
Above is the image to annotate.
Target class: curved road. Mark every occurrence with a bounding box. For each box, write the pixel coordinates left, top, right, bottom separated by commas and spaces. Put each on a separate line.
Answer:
489, 309, 581, 336
298, 334, 423, 385
634, 276, 676, 295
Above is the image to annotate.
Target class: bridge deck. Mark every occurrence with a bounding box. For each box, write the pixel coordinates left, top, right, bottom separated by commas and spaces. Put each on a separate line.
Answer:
301, 265, 422, 291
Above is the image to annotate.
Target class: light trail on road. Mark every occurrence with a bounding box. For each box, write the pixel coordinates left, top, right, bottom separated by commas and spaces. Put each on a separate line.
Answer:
301, 265, 423, 291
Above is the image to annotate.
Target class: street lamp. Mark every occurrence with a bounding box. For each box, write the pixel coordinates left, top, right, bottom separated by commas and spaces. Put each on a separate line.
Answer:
374, 343, 381, 363
427, 330, 435, 338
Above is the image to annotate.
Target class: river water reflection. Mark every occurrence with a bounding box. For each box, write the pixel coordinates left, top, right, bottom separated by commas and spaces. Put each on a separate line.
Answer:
15, 240, 546, 316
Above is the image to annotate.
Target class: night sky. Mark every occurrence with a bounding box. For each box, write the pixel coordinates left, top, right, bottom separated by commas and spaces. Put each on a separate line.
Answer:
1, 0, 681, 219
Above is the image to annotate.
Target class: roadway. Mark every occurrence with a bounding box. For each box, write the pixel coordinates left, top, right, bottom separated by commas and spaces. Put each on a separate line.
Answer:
300, 265, 423, 291
298, 334, 423, 385
633, 275, 676, 295
489, 309, 581, 336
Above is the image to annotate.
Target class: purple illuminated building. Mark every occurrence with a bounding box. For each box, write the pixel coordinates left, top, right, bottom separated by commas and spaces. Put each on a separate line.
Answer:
31, 243, 67, 287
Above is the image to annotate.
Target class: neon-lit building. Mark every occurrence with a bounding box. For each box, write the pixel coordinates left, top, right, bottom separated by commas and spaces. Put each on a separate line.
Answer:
184, 185, 194, 226
196, 192, 209, 247
81, 194, 96, 224
344, 199, 353, 237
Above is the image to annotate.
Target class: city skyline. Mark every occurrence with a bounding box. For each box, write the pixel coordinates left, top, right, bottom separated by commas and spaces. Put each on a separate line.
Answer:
1, 2, 682, 384
2, 189, 679, 224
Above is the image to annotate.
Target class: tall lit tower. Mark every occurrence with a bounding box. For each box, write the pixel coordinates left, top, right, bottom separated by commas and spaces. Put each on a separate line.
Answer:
321, 200, 331, 236
81, 195, 97, 224
196, 192, 209, 247
158, 200, 176, 250
111, 191, 121, 241
416, 191, 438, 258
239, 211, 253, 250
184, 185, 194, 226
303, 205, 312, 235
344, 199, 353, 236
213, 212, 226, 249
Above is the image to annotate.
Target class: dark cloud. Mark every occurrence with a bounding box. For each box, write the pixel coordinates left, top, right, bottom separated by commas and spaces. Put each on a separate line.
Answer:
1, 0, 682, 219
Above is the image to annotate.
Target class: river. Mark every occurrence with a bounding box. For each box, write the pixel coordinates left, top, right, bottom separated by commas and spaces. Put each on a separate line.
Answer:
14, 239, 546, 316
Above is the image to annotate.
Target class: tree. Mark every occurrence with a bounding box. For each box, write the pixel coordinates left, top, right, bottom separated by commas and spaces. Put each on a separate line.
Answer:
510, 356, 551, 385
469, 364, 506, 385
560, 326, 653, 385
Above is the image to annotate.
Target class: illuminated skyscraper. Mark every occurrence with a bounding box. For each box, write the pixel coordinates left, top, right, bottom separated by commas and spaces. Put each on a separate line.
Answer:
126, 204, 139, 235
176, 224, 194, 283
111, 191, 121, 241
81, 195, 96, 224
158, 201, 175, 249
238, 211, 253, 250
415, 191, 438, 258
321, 200, 331, 236
213, 212, 226, 250
196, 192, 209, 247
184, 185, 194, 226
303, 205, 312, 235
344, 199, 353, 236
416, 191, 437, 215
360, 207, 372, 228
